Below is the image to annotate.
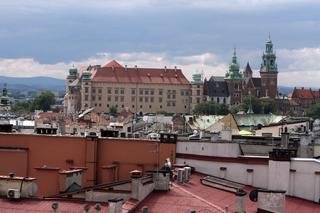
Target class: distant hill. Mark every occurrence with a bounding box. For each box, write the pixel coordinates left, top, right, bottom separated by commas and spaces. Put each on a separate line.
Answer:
0, 76, 65, 92
278, 86, 294, 95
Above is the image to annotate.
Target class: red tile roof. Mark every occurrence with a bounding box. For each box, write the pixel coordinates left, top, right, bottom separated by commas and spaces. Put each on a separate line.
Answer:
292, 88, 320, 100
103, 59, 124, 68
92, 60, 190, 85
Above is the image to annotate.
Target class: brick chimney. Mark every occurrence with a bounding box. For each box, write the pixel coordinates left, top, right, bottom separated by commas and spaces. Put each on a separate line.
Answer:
108, 198, 123, 213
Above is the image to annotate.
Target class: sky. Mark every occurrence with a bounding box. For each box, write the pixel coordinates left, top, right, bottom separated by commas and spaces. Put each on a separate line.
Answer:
0, 0, 320, 87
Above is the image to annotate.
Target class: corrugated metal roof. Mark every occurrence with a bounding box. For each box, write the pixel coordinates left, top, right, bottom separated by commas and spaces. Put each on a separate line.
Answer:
234, 114, 285, 127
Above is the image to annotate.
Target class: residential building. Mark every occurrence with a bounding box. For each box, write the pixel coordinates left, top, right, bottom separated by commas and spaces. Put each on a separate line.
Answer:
291, 87, 320, 109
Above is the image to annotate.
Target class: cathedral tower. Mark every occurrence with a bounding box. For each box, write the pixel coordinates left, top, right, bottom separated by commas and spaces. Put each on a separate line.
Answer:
260, 36, 278, 98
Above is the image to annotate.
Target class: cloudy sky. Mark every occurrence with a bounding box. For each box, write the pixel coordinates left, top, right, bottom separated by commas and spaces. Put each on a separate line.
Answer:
0, 0, 320, 86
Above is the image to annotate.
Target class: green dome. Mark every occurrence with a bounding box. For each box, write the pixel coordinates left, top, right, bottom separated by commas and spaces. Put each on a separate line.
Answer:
69, 68, 78, 76
82, 70, 92, 80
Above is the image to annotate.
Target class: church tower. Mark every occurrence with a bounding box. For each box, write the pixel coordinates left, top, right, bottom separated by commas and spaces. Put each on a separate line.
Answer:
225, 48, 243, 105
260, 35, 278, 98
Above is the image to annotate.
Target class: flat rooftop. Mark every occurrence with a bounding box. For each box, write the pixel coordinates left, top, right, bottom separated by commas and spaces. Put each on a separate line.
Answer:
135, 173, 320, 213
0, 173, 319, 212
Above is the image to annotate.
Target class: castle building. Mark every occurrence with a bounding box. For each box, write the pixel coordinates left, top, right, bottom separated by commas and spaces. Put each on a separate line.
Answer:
64, 60, 195, 115
205, 37, 278, 106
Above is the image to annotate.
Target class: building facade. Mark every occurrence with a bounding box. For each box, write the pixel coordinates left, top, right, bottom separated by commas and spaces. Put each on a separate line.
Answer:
205, 37, 278, 106
64, 60, 193, 115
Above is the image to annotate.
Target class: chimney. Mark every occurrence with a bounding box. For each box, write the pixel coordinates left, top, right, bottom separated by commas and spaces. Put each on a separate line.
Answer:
108, 198, 123, 213
135, 65, 138, 71
130, 170, 142, 200
125, 65, 128, 71
174, 66, 177, 72
281, 132, 289, 148
112, 65, 115, 71
235, 189, 247, 213
164, 66, 167, 72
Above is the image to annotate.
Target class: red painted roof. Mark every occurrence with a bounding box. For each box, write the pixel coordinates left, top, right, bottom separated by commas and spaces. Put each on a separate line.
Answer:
0, 199, 108, 212
92, 60, 190, 85
135, 173, 320, 213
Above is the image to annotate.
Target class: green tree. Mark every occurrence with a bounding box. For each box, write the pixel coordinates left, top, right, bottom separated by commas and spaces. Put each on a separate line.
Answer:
193, 101, 229, 115
12, 101, 33, 113
261, 98, 276, 114
31, 91, 55, 111
307, 103, 320, 119
109, 106, 118, 116
241, 95, 262, 114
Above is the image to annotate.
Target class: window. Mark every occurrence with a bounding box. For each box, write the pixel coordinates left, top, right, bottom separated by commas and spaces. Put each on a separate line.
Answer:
121, 104, 124, 108
131, 89, 136, 95
181, 90, 184, 96
172, 90, 176, 94
223, 98, 226, 104
120, 89, 124, 94
139, 89, 143, 95
99, 103, 101, 107
150, 90, 154, 95
159, 89, 163, 95
140, 105, 143, 109
107, 96, 111, 101
217, 97, 220, 103
150, 97, 154, 102
149, 105, 152, 109
85, 95, 88, 101
98, 96, 101, 101
159, 97, 162, 102
139, 97, 143, 102
197, 85, 200, 88
115, 96, 118, 102
197, 90, 201, 96
120, 96, 124, 102
94, 103, 97, 107
145, 90, 149, 95
172, 94, 176, 99
85, 87, 89, 93
172, 102, 176, 107
131, 96, 135, 102
167, 94, 171, 99
196, 97, 200, 104
160, 105, 162, 109
98, 88, 102, 93
107, 88, 112, 94
107, 104, 109, 107
132, 105, 135, 108
167, 102, 171, 106
145, 97, 149, 102
115, 89, 118, 94
92, 88, 96, 93
92, 96, 96, 101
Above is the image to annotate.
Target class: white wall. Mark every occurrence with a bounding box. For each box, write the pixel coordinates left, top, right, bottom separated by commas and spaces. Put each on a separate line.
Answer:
290, 158, 320, 202
177, 141, 240, 158
176, 158, 269, 189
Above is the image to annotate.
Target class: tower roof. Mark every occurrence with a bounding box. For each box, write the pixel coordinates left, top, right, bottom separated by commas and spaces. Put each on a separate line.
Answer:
244, 62, 252, 74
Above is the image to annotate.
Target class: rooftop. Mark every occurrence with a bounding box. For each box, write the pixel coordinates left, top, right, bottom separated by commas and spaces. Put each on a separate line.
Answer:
135, 173, 320, 213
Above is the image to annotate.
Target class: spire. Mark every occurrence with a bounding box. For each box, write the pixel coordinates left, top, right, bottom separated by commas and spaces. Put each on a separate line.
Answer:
232, 48, 237, 64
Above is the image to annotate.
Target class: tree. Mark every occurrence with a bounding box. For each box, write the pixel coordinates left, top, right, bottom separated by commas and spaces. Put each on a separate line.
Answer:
193, 101, 229, 115
307, 103, 320, 119
12, 101, 33, 113
241, 95, 276, 114
109, 106, 118, 116
31, 91, 55, 111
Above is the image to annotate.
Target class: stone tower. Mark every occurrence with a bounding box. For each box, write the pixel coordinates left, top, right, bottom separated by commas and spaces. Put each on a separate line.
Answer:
64, 68, 81, 115
260, 36, 278, 98
225, 48, 243, 105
